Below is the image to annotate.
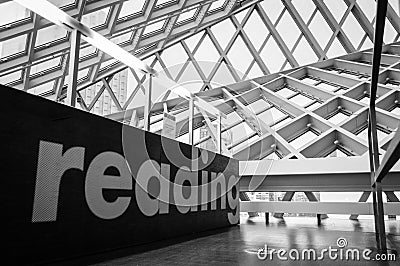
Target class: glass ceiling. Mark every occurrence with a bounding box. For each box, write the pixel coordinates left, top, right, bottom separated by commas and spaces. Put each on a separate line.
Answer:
1, 0, 400, 108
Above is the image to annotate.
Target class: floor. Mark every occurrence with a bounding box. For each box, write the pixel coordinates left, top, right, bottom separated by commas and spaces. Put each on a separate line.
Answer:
75, 215, 400, 265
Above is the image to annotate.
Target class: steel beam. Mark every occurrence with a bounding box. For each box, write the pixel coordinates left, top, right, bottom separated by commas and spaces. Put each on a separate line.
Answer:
368, 0, 388, 252
66, 30, 81, 107
144, 74, 153, 131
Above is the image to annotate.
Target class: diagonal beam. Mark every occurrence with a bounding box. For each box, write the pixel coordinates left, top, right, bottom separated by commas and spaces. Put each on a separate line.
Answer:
254, 3, 298, 68
280, 0, 324, 59
311, 0, 356, 54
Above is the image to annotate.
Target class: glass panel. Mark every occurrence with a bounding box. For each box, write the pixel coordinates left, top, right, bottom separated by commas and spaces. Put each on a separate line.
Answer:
0, 2, 30, 27
110, 32, 132, 44
48, 0, 76, 8
79, 46, 97, 59
271, 116, 292, 130
0, 70, 21, 85
360, 96, 370, 104
30, 57, 61, 76
246, 99, 269, 113
209, 0, 225, 12
0, 34, 27, 58
290, 131, 317, 150
288, 94, 313, 106
230, 122, 254, 144
275, 87, 295, 98
177, 8, 197, 24
327, 112, 348, 124
258, 107, 286, 125
306, 101, 322, 110
156, 0, 177, 7
100, 58, 118, 69
77, 68, 89, 81
301, 77, 317, 85
262, 152, 280, 160
243, 11, 269, 51
231, 134, 259, 154
225, 111, 243, 125
390, 106, 400, 116
82, 7, 110, 28
327, 149, 348, 157
227, 36, 253, 78
27, 81, 55, 95
119, 0, 146, 18
36, 25, 68, 47
357, 128, 389, 143
276, 11, 301, 50
316, 82, 337, 91
143, 20, 165, 36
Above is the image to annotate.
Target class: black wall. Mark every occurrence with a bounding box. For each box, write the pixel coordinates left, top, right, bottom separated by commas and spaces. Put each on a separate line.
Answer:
0, 84, 239, 265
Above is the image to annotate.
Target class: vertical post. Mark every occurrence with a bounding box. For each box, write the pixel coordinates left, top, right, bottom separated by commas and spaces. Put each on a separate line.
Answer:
189, 96, 194, 145
66, 30, 81, 107
369, 0, 388, 252
216, 114, 222, 153
144, 74, 152, 131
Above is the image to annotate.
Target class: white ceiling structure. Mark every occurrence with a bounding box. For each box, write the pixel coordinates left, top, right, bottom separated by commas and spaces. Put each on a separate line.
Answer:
1, 0, 400, 104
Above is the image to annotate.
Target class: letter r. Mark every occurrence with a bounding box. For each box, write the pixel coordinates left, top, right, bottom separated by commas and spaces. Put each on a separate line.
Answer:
32, 141, 84, 222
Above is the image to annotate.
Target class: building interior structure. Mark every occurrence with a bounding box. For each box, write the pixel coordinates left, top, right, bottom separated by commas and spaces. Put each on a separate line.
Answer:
1, 0, 400, 265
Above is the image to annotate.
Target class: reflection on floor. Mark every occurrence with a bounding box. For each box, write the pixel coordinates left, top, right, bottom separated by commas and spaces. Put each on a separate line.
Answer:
90, 216, 400, 265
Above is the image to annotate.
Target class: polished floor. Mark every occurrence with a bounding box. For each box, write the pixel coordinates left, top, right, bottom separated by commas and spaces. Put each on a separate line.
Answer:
77, 215, 400, 265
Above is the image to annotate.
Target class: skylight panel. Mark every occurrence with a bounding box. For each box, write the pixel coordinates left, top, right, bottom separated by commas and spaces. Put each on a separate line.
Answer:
327, 112, 348, 124
230, 122, 254, 144
305, 101, 321, 110
47, 0, 75, 9
79, 46, 97, 60
390, 106, 400, 116
30, 57, 61, 76
0, 70, 21, 85
327, 149, 348, 157
176, 8, 197, 24
211, 19, 236, 50
247, 99, 269, 114
209, 0, 226, 13
143, 19, 165, 36
258, 107, 286, 125
316, 82, 337, 92
118, 0, 147, 19
82, 7, 110, 29
290, 131, 317, 150
35, 25, 68, 47
276, 11, 301, 50
0, 1, 30, 27
231, 134, 259, 154
156, 0, 178, 8
289, 94, 313, 107
0, 34, 27, 59
27, 81, 55, 95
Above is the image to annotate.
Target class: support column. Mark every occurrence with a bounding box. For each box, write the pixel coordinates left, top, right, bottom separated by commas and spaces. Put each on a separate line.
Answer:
273, 192, 295, 219
349, 191, 371, 220
375, 182, 387, 251
143, 74, 153, 131
304, 191, 328, 220
66, 30, 81, 107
